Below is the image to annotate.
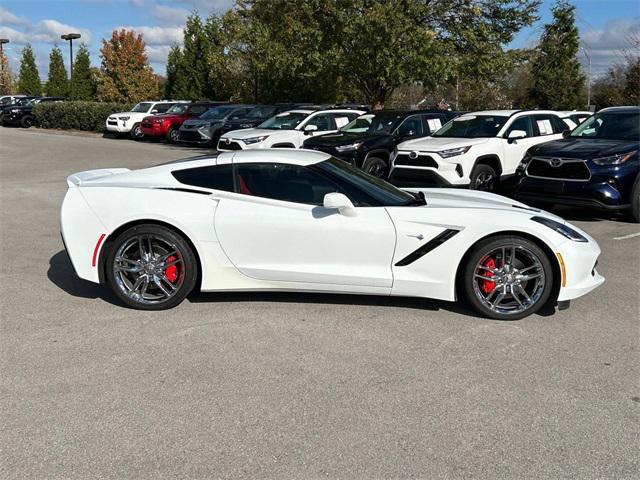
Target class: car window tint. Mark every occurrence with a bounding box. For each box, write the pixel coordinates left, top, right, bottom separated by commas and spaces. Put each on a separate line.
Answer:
396, 116, 424, 137
154, 103, 173, 113
305, 113, 333, 131
506, 116, 533, 137
172, 164, 234, 191
235, 163, 342, 205
189, 105, 208, 115
533, 115, 558, 136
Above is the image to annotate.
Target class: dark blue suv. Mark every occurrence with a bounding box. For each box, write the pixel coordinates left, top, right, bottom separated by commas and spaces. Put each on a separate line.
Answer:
515, 106, 639, 222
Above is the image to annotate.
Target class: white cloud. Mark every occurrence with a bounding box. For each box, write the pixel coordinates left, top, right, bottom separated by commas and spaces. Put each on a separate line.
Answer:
32, 20, 92, 45
0, 6, 30, 27
146, 45, 172, 63
174, 0, 235, 14
0, 26, 31, 44
152, 5, 190, 25
116, 25, 184, 45
581, 18, 639, 73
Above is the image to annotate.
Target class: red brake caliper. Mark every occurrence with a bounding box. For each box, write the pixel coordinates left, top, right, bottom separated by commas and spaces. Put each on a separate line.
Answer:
480, 258, 496, 294
164, 255, 178, 283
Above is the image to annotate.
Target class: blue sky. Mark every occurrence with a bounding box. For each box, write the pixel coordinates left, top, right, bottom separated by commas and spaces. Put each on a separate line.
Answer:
1, 0, 638, 79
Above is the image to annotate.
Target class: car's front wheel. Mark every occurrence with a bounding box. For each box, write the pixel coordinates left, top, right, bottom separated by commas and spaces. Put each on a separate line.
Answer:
20, 115, 34, 128
362, 156, 388, 178
167, 126, 180, 144
105, 224, 198, 310
470, 164, 497, 192
461, 235, 554, 320
130, 123, 144, 140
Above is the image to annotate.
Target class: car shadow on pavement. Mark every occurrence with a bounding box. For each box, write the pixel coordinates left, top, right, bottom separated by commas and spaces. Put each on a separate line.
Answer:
47, 250, 120, 306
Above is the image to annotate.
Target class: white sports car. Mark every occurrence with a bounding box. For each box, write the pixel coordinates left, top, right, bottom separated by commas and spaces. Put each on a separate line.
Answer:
60, 149, 604, 319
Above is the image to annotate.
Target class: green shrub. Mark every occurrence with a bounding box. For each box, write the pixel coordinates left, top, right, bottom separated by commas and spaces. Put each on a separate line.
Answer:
33, 101, 133, 132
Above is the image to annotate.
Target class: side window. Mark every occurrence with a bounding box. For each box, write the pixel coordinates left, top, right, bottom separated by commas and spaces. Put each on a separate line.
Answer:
172, 164, 234, 192
230, 108, 252, 119
235, 163, 342, 205
154, 103, 173, 113
396, 116, 424, 137
422, 115, 443, 134
304, 113, 333, 131
551, 115, 569, 132
506, 116, 533, 137
189, 105, 208, 116
332, 112, 360, 129
532, 115, 557, 136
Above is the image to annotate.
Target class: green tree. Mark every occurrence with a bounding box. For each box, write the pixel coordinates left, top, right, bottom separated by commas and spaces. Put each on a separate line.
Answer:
46, 46, 69, 97
623, 57, 639, 105
528, 0, 585, 109
97, 29, 159, 103
164, 44, 182, 98
70, 44, 97, 100
0, 48, 14, 95
173, 13, 214, 100
17, 45, 41, 95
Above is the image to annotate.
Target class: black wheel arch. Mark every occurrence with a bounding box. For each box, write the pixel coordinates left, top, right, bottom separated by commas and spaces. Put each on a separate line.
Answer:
472, 155, 503, 178
454, 230, 561, 304
97, 219, 202, 290
359, 149, 390, 169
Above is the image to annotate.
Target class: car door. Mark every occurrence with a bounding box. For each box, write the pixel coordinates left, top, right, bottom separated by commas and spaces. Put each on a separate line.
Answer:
394, 115, 425, 141
502, 115, 540, 174
213, 161, 396, 288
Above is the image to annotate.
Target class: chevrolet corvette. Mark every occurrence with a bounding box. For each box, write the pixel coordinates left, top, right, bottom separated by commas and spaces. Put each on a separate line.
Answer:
60, 149, 604, 319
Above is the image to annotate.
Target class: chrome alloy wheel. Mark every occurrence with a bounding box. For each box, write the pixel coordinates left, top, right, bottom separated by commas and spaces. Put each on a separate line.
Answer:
474, 171, 495, 191
112, 234, 184, 305
472, 245, 546, 315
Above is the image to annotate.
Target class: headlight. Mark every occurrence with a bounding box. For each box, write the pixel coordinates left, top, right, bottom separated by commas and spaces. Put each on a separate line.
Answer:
153, 118, 164, 124
592, 150, 636, 165
118, 116, 130, 121
531, 216, 587, 242
336, 142, 363, 153
242, 135, 269, 144
10, 108, 21, 113
439, 146, 472, 158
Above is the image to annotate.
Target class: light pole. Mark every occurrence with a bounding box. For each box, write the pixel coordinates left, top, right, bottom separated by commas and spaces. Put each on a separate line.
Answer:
580, 46, 591, 110
0, 39, 9, 91
61, 33, 81, 99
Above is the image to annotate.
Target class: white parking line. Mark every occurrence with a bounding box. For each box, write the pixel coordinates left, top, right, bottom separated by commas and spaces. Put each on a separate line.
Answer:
613, 232, 640, 240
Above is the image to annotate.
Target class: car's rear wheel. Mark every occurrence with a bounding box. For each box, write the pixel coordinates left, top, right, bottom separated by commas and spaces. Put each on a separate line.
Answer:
470, 164, 497, 192
105, 224, 198, 310
461, 235, 553, 320
362, 156, 388, 178
167, 127, 180, 144
130, 123, 144, 140
20, 115, 34, 128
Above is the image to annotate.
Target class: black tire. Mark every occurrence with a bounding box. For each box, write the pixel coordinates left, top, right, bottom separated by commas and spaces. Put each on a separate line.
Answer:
129, 123, 144, 140
105, 224, 198, 310
362, 156, 388, 178
630, 175, 640, 223
166, 126, 180, 144
461, 235, 554, 320
470, 164, 498, 192
20, 115, 34, 128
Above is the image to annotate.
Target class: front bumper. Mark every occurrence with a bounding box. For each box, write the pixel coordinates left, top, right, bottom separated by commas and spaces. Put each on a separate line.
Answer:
555, 239, 604, 302
140, 122, 168, 137
1, 113, 23, 124
179, 126, 220, 144
389, 150, 471, 187
105, 117, 133, 133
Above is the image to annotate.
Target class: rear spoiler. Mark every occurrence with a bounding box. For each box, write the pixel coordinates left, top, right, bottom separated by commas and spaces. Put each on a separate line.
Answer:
66, 168, 131, 187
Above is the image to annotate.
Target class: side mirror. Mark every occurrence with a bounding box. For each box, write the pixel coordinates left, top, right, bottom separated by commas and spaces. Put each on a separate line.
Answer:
304, 124, 319, 135
151, 109, 158, 114
507, 129, 527, 143
323, 192, 357, 217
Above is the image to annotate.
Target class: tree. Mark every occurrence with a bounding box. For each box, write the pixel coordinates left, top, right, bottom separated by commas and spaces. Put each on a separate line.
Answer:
97, 29, 159, 103
527, 0, 585, 109
173, 13, 214, 100
70, 44, 97, 100
46, 46, 69, 97
624, 57, 639, 105
0, 48, 13, 95
17, 45, 41, 95
164, 44, 182, 99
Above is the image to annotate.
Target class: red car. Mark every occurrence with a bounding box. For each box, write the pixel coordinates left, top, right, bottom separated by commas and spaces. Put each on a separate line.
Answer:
140, 102, 220, 143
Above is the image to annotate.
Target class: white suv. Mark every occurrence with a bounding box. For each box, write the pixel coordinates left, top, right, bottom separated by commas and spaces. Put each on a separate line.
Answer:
217, 108, 365, 151
106, 100, 188, 139
389, 110, 568, 191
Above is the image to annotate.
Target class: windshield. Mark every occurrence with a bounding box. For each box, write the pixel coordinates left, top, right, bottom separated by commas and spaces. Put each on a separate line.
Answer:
313, 158, 418, 206
131, 102, 152, 113
340, 113, 400, 134
433, 115, 508, 138
247, 106, 277, 118
570, 112, 639, 141
167, 104, 189, 114
259, 112, 309, 130
199, 106, 234, 120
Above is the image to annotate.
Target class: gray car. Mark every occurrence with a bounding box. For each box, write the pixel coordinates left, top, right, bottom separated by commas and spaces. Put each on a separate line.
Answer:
178, 105, 255, 146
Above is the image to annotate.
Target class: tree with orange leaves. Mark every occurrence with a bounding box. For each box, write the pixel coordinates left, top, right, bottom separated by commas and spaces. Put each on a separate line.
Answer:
97, 29, 159, 103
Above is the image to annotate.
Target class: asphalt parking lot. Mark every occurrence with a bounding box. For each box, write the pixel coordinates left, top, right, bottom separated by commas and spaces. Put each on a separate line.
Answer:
1, 127, 638, 479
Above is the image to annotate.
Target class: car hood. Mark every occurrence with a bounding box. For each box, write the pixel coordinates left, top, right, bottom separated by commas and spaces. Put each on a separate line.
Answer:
304, 131, 388, 147
109, 111, 143, 117
222, 128, 288, 139
147, 113, 185, 121
399, 136, 490, 151
528, 138, 639, 159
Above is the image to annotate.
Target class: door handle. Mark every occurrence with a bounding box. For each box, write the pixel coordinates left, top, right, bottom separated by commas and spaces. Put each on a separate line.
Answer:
407, 234, 424, 241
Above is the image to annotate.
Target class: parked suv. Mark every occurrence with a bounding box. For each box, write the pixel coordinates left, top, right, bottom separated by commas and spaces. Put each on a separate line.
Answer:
1, 96, 65, 128
515, 106, 640, 222
303, 110, 459, 177
217, 108, 366, 151
220, 104, 313, 134
389, 110, 568, 191
140, 102, 222, 143
0, 95, 26, 107
106, 100, 186, 139
178, 104, 255, 146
